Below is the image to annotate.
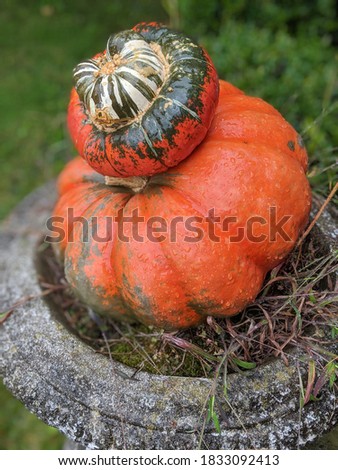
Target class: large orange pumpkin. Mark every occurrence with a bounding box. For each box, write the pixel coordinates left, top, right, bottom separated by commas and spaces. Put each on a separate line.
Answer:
52, 80, 311, 330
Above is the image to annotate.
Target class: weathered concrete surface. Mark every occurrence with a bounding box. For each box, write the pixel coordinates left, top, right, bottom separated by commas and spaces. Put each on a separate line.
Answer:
0, 183, 337, 449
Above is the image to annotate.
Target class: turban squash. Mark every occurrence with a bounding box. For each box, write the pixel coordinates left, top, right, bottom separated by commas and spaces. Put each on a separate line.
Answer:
68, 22, 219, 177
53, 73, 311, 330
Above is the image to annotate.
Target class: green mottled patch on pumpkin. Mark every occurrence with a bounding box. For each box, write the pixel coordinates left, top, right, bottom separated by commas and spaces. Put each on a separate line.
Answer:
287, 140, 296, 151
187, 299, 223, 316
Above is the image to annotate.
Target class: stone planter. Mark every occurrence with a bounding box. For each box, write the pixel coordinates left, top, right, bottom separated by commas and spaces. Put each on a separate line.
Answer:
0, 183, 337, 450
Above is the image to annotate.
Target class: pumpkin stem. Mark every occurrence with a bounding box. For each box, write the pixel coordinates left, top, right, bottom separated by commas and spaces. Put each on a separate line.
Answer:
105, 175, 149, 193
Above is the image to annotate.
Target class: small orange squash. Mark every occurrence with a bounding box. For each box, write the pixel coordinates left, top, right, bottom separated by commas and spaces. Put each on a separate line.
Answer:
68, 22, 219, 177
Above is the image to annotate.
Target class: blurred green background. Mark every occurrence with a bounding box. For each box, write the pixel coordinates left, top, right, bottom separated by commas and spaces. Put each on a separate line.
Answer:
0, 0, 337, 449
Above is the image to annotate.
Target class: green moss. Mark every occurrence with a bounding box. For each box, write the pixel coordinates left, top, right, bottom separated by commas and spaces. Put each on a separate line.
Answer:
106, 333, 206, 377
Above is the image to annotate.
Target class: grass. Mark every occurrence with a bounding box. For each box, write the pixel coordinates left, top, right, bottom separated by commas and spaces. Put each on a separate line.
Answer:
0, 0, 337, 450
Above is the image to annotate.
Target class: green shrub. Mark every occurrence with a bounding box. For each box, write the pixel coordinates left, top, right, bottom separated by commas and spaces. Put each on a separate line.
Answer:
174, 0, 338, 40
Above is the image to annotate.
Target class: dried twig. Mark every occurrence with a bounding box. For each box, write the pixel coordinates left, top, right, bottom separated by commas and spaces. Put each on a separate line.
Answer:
296, 182, 338, 248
